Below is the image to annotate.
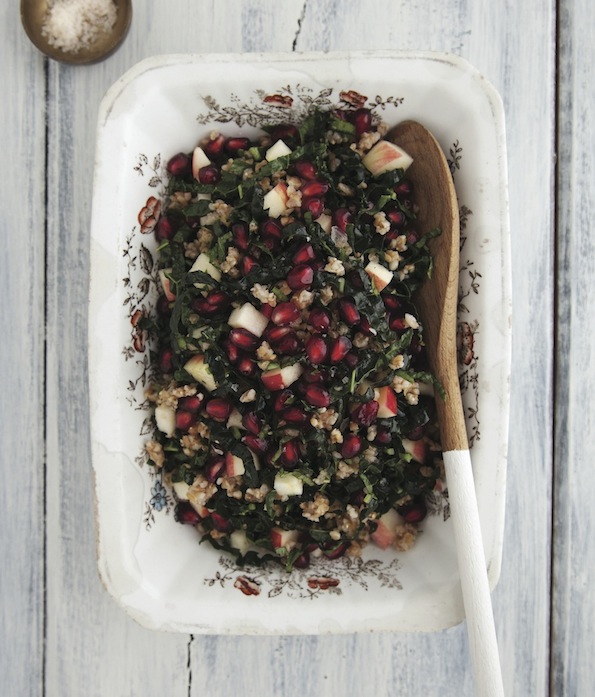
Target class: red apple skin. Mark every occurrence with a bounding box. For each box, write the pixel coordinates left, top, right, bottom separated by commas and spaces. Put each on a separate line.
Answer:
261, 370, 285, 391
376, 385, 399, 418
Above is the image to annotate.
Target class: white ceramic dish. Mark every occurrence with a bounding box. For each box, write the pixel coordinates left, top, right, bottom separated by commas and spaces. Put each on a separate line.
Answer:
89, 51, 510, 634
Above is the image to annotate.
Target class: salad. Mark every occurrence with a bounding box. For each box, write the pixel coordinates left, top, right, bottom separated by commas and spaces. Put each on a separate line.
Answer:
143, 107, 443, 570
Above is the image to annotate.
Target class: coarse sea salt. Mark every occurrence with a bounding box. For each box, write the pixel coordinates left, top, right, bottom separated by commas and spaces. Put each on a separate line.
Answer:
41, 0, 118, 54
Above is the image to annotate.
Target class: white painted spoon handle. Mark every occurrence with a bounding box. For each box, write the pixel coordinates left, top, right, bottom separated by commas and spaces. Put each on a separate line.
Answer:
443, 449, 505, 697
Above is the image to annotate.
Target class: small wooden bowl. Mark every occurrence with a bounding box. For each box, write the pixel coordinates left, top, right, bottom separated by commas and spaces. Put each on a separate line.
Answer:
21, 0, 132, 65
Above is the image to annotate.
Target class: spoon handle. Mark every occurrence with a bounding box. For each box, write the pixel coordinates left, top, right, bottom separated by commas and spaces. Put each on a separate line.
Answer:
443, 449, 505, 697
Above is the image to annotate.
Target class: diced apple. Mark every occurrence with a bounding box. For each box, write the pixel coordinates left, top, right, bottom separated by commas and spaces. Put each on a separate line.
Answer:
270, 526, 301, 551
362, 140, 413, 177
315, 213, 332, 233
189, 252, 221, 285
371, 508, 402, 549
227, 408, 244, 429
183, 354, 218, 392
228, 303, 270, 337
225, 452, 246, 477
261, 363, 303, 391
263, 182, 289, 218
374, 385, 399, 418
154, 404, 176, 437
191, 146, 211, 180
365, 260, 394, 292
402, 437, 430, 464
158, 268, 176, 302
265, 139, 292, 162
273, 472, 303, 498
172, 479, 190, 501
230, 529, 252, 556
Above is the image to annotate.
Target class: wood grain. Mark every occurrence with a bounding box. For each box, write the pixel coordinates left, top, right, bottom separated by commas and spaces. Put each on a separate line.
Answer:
0, 0, 565, 695
552, 0, 595, 693
0, 6, 46, 696
388, 120, 465, 453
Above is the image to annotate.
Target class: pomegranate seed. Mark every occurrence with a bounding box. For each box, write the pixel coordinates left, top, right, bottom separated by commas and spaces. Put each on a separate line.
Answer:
341, 433, 363, 458
303, 384, 331, 408
271, 302, 301, 326
242, 411, 261, 435
242, 434, 268, 454
158, 347, 174, 373
155, 216, 178, 241
302, 197, 325, 218
338, 298, 361, 326
333, 208, 353, 232
323, 541, 349, 559
260, 303, 274, 319
176, 410, 197, 432
382, 294, 402, 311
205, 456, 225, 482
225, 137, 251, 154
198, 164, 220, 184
287, 264, 314, 291
279, 439, 300, 468
406, 228, 419, 245
240, 255, 259, 276
292, 242, 317, 265
274, 332, 301, 355
270, 123, 300, 145
205, 398, 232, 422
237, 356, 257, 377
343, 352, 359, 369
308, 307, 331, 333
229, 327, 260, 351
389, 313, 408, 332
265, 325, 292, 344
350, 490, 365, 506
352, 400, 379, 426
176, 501, 201, 525
156, 295, 171, 317
203, 134, 226, 159
178, 395, 203, 413
398, 499, 428, 524
294, 160, 317, 180
394, 179, 413, 196
292, 551, 310, 569
231, 222, 250, 251
302, 367, 326, 383
301, 180, 329, 198
351, 108, 372, 137
346, 269, 365, 290
260, 218, 283, 239
193, 290, 231, 317
329, 336, 352, 363
375, 428, 392, 444
358, 316, 375, 335
205, 289, 231, 309
387, 208, 407, 227
224, 339, 241, 364
273, 389, 294, 412
166, 152, 192, 177
406, 424, 426, 440
305, 336, 328, 365
210, 512, 232, 532
280, 406, 308, 424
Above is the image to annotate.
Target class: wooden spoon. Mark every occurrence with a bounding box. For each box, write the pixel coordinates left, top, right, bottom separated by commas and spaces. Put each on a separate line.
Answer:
388, 121, 505, 697
21, 0, 132, 65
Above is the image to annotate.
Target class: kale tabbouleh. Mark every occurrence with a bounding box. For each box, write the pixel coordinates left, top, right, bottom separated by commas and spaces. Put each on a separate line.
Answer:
144, 107, 443, 570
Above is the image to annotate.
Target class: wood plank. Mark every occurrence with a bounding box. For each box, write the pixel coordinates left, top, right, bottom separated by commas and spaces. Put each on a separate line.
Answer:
552, 0, 595, 693
0, 5, 47, 696
42, 41, 191, 697
187, 1, 557, 695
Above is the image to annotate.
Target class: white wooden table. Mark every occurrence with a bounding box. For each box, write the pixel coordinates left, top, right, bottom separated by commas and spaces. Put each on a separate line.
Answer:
2, 1, 591, 695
